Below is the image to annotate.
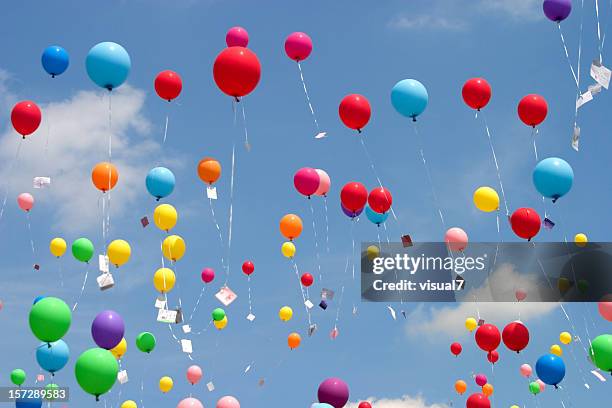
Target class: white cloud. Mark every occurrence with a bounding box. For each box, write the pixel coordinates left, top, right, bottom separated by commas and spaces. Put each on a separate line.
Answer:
482, 0, 542, 21
0, 69, 17, 113
388, 15, 466, 31
346, 395, 448, 408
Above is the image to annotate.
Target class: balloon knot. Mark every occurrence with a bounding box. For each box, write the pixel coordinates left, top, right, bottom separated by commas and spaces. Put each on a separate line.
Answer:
234, 96, 240, 103
412, 117, 417, 122
358, 129, 362, 134
307, 196, 311, 199
51, 74, 56, 79
22, 135, 25, 140
552, 196, 559, 203
106, 86, 113, 92
156, 197, 161, 202
96, 395, 100, 401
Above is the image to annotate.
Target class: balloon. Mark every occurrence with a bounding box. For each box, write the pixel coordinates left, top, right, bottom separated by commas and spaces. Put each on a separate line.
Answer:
187, 365, 202, 385
455, 379, 467, 395
598, 300, 612, 321
574, 233, 588, 247
515, 289, 527, 301
339, 94, 371, 131
217, 396, 240, 408
482, 383, 493, 397
86, 42, 131, 90
365, 205, 389, 226
462, 78, 492, 110
559, 332, 572, 345
36, 340, 69, 373
473, 186, 499, 212
121, 401, 137, 408
466, 393, 490, 408
543, 0, 572, 22
198, 157, 222, 185
450, 342, 462, 356
29, 297, 71, 342
358, 403, 372, 408
281, 241, 296, 258
366, 245, 380, 260
110, 338, 127, 360
177, 397, 204, 408
535, 354, 566, 386
368, 187, 393, 214
201, 268, 215, 283
520, 363, 533, 377
154, 70, 182, 101
529, 381, 540, 395
465, 317, 478, 332
279, 306, 293, 322
41, 45, 69, 77
146, 167, 176, 200
212, 308, 226, 321
91, 310, 125, 350
214, 316, 228, 330
533, 157, 574, 202
589, 334, 612, 372
317, 377, 349, 408
536, 379, 546, 392
72, 238, 94, 263
154, 204, 178, 232
11, 101, 42, 137
285, 32, 313, 61
162, 235, 185, 262
518, 94, 548, 127
341, 182, 368, 213
390, 79, 428, 119
475, 324, 501, 352
33, 296, 45, 305
550, 344, 563, 356
294, 167, 321, 197
49, 238, 67, 257
314, 169, 331, 196
91, 162, 119, 192
135, 332, 156, 353
74, 348, 118, 399
280, 214, 303, 240
153, 268, 176, 293
213, 47, 261, 98
487, 350, 499, 364
445, 227, 468, 252
107, 239, 131, 267
510, 208, 541, 240
301, 273, 314, 287
502, 321, 530, 353
10, 369, 26, 386
288, 332, 301, 349
226, 26, 249, 47
341, 203, 363, 218
475, 374, 487, 387
17, 193, 34, 212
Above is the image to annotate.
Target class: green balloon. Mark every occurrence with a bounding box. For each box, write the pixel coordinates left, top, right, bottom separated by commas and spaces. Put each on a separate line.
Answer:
44, 383, 59, 401
212, 308, 225, 322
72, 238, 94, 263
589, 334, 612, 372
529, 381, 540, 395
10, 369, 25, 386
28, 297, 71, 342
74, 348, 118, 399
135, 332, 156, 353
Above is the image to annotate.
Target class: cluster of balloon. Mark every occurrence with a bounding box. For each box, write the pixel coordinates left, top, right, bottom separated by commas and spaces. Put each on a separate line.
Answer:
364, 186, 393, 227
340, 182, 367, 219
533, 157, 574, 203
212, 307, 228, 330
280, 213, 303, 258
213, 31, 261, 102
475, 324, 501, 358
11, 100, 42, 138
535, 353, 566, 388
42, 45, 69, 78
146, 166, 176, 201
510, 207, 541, 241
316, 378, 349, 408
445, 227, 468, 252
294, 167, 331, 199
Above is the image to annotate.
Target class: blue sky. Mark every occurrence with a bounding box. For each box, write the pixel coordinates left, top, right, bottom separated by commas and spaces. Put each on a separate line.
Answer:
0, 0, 611, 407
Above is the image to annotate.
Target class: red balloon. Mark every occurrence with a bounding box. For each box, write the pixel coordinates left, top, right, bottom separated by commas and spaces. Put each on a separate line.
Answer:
339, 94, 371, 131
154, 70, 183, 101
462, 78, 492, 110
368, 187, 393, 214
358, 403, 372, 408
466, 393, 491, 408
11, 101, 42, 137
510, 208, 541, 241
518, 94, 548, 127
450, 342, 462, 356
475, 324, 501, 352
487, 350, 499, 364
242, 260, 254, 276
300, 273, 314, 287
502, 321, 530, 353
340, 182, 368, 213
213, 47, 261, 98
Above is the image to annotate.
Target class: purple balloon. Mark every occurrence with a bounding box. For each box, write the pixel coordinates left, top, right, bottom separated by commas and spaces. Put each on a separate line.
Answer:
317, 377, 349, 408
341, 203, 363, 219
543, 0, 572, 22
91, 310, 125, 350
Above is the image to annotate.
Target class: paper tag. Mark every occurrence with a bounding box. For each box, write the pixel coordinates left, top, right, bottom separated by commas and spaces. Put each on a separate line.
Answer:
118, 370, 128, 384
576, 90, 593, 109
304, 299, 314, 309
215, 286, 237, 306
206, 186, 217, 200
181, 339, 193, 353
246, 313, 256, 322
182, 324, 191, 334
99, 255, 110, 273
315, 131, 327, 139
308, 323, 317, 336
141, 216, 149, 228
97, 273, 114, 290
571, 125, 581, 152
387, 305, 397, 320
32, 177, 51, 189
206, 381, 215, 392
352, 305, 358, 315
588, 83, 603, 95
590, 60, 611, 89
157, 308, 177, 323
155, 295, 167, 309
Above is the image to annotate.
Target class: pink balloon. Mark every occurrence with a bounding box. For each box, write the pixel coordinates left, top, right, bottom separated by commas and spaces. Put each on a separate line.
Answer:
226, 27, 249, 47
314, 169, 331, 196
536, 379, 546, 392
598, 298, 612, 321
520, 363, 532, 377
217, 396, 240, 408
201, 268, 215, 283
445, 227, 468, 252
294, 167, 320, 197
475, 374, 487, 387
177, 397, 204, 408
515, 289, 527, 302
186, 365, 203, 385
285, 32, 313, 62
17, 193, 34, 212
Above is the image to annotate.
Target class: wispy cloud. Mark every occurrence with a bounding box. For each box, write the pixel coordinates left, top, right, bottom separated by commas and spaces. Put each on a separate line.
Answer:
388, 15, 466, 31
483, 0, 542, 21
346, 395, 448, 408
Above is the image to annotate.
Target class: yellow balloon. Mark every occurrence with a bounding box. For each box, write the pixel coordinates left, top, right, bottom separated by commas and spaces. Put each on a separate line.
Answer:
107, 239, 131, 267
121, 400, 137, 408
214, 315, 228, 330
560, 331, 572, 345
473, 186, 499, 213
550, 344, 563, 356
49, 237, 67, 258
366, 245, 380, 261
465, 317, 478, 332
154, 204, 178, 232
159, 376, 173, 393
110, 337, 127, 360
279, 306, 293, 322
153, 268, 176, 293
162, 235, 186, 262
511, 405, 519, 408
574, 233, 588, 247
281, 241, 296, 258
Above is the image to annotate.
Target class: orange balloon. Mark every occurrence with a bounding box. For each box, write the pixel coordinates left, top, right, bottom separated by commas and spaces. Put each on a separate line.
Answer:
280, 214, 303, 240
92, 162, 119, 192
455, 380, 467, 395
482, 383, 494, 397
197, 157, 221, 185
288, 332, 301, 349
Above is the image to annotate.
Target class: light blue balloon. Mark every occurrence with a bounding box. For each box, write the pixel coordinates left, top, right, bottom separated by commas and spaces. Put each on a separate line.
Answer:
36, 340, 69, 374
311, 404, 334, 408
33, 296, 45, 305
391, 79, 428, 119
146, 167, 176, 200
41, 46, 69, 77
535, 353, 566, 386
86, 42, 131, 90
16, 398, 42, 408
365, 205, 389, 226
532, 157, 573, 202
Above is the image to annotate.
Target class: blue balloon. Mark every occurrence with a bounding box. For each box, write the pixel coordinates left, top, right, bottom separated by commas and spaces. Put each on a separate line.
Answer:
41, 46, 69, 77
341, 203, 363, 219
391, 79, 428, 119
36, 340, 69, 373
146, 167, 176, 200
85, 42, 131, 90
533, 157, 574, 202
311, 404, 334, 408
33, 296, 45, 305
365, 205, 389, 226
16, 398, 42, 408
535, 353, 566, 386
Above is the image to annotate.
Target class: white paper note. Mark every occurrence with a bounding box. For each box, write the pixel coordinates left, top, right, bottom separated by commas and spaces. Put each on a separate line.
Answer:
99, 255, 110, 273
304, 299, 314, 309
315, 131, 327, 139
96, 273, 114, 290
206, 381, 215, 392
387, 305, 397, 320
246, 313, 256, 322
571, 125, 581, 152
157, 308, 177, 324
182, 324, 191, 334
206, 186, 217, 200
33, 177, 51, 189
118, 370, 128, 384
155, 296, 167, 309
181, 339, 193, 353
576, 91, 593, 109
215, 286, 237, 306
590, 60, 611, 89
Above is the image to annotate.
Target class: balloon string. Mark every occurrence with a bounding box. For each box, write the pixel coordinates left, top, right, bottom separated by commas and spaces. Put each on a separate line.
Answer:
597, 0, 603, 63
162, 113, 169, 145
600, 0, 612, 55
247, 275, 254, 316
208, 197, 227, 274
241, 102, 250, 151
26, 212, 36, 260
108, 91, 113, 162
226, 140, 236, 286
557, 23, 580, 89
382, 222, 391, 245
297, 61, 321, 133
481, 112, 510, 216
309, 201, 322, 282
531, 127, 539, 162
291, 259, 312, 327
58, 260, 64, 288
350, 218, 357, 280
0, 139, 23, 225
188, 286, 206, 322
323, 196, 330, 255
333, 285, 345, 333
72, 263, 90, 311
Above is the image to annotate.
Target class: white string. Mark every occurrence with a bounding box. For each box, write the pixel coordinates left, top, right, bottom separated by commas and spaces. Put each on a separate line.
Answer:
72, 263, 90, 311
226, 141, 236, 285
481, 112, 509, 216
291, 259, 312, 327
108, 92, 113, 161
557, 23, 580, 89
247, 275, 254, 315
188, 286, 205, 322
309, 201, 322, 281
332, 285, 345, 334
531, 127, 539, 161
350, 219, 357, 280
208, 197, 227, 273
323, 196, 330, 255
359, 136, 399, 222
297, 62, 320, 132
241, 102, 250, 150
597, 0, 603, 63
0, 140, 24, 224
26, 212, 36, 259
162, 114, 169, 145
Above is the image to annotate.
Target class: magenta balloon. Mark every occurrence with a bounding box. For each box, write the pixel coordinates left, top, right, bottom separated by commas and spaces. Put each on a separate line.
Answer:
285, 32, 313, 62
341, 203, 363, 218
217, 396, 240, 408
91, 310, 125, 350
294, 167, 320, 197
543, 0, 572, 22
314, 169, 331, 196
177, 397, 204, 408
475, 373, 487, 387
226, 27, 249, 47
201, 267, 215, 283
317, 377, 349, 408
